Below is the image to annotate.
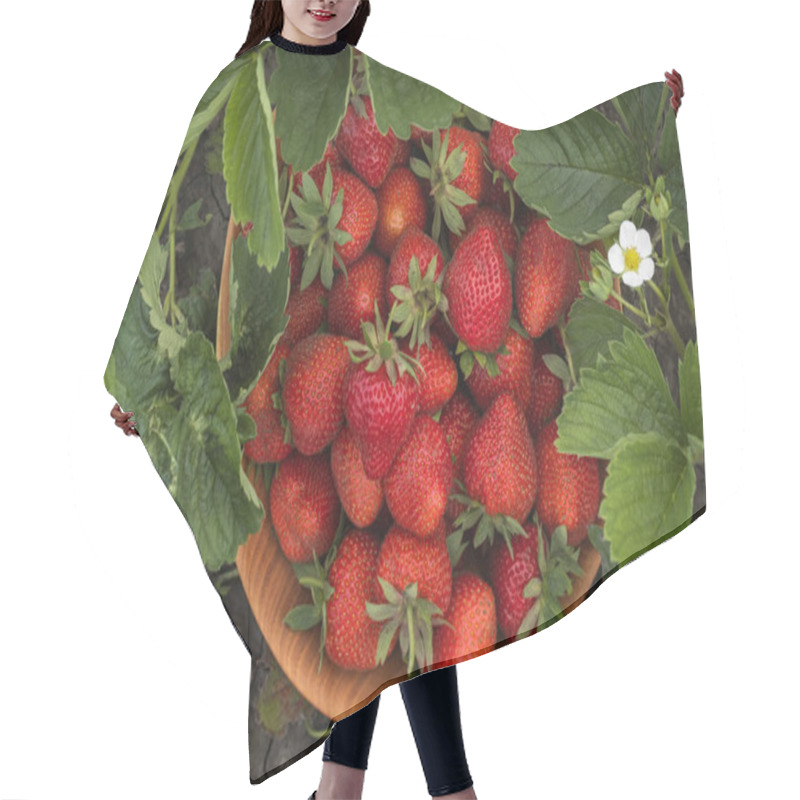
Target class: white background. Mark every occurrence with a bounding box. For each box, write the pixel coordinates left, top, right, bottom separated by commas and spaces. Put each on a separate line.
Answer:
1, 1, 795, 798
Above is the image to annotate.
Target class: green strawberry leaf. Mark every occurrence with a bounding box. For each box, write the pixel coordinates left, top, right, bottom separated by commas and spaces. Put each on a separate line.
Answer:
587, 523, 617, 574
600, 431, 696, 566
556, 326, 684, 459
179, 54, 248, 158
159, 332, 264, 570
224, 236, 291, 406
176, 198, 212, 231
176, 267, 218, 345
563, 297, 640, 377
364, 55, 461, 139
678, 339, 704, 445
223, 49, 285, 272
511, 105, 643, 244
270, 44, 352, 171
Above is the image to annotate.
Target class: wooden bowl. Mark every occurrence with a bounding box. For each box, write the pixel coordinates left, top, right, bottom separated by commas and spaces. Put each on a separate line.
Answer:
235, 455, 602, 720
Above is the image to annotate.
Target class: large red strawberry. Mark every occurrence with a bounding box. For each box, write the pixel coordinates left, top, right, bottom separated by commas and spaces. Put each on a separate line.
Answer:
374, 166, 427, 257
465, 325, 534, 412
369, 525, 453, 672
287, 162, 378, 290
535, 418, 600, 547
336, 94, 398, 188
386, 226, 447, 350
443, 225, 512, 356
324, 528, 389, 671
343, 307, 421, 480
526, 334, 565, 436
280, 333, 351, 455
243, 339, 293, 464
269, 451, 341, 564
331, 426, 384, 529
413, 334, 458, 413
432, 571, 497, 670
448, 205, 518, 263
515, 217, 579, 338
411, 125, 489, 240
383, 414, 453, 538
459, 392, 537, 550
327, 252, 388, 340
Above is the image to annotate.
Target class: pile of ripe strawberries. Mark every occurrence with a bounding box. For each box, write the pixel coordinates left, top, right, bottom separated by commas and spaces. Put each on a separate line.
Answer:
242, 95, 618, 675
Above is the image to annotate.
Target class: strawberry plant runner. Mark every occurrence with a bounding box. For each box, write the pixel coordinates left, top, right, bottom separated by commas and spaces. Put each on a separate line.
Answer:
104, 30, 705, 786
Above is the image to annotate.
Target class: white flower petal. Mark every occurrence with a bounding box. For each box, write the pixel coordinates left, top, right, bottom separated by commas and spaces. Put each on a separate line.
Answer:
634, 228, 652, 258
622, 269, 643, 287
638, 258, 655, 281
619, 220, 636, 249
608, 244, 624, 273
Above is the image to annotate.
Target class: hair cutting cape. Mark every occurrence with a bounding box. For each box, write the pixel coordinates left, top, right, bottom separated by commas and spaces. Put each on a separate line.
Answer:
104, 32, 706, 785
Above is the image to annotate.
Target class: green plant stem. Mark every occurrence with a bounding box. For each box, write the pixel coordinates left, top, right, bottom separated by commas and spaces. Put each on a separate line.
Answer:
156, 137, 199, 242
610, 288, 649, 320
638, 285, 652, 325
659, 218, 673, 302
672, 246, 695, 314
663, 313, 686, 359
165, 202, 178, 323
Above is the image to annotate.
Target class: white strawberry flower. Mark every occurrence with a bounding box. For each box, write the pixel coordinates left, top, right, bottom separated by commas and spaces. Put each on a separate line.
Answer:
608, 220, 655, 287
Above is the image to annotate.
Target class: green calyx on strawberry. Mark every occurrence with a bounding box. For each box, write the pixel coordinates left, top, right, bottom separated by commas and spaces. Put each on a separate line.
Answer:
367, 578, 453, 675
515, 521, 583, 637
410, 126, 479, 242
389, 252, 449, 351
345, 301, 421, 387
449, 477, 529, 564
367, 526, 454, 675
286, 161, 377, 291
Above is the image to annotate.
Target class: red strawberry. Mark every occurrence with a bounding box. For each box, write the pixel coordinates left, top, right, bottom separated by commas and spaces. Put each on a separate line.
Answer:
463, 392, 537, 525
269, 451, 341, 564
369, 525, 453, 672
535, 418, 600, 547
432, 572, 497, 669
488, 120, 521, 182
336, 94, 398, 188
343, 307, 421, 479
526, 334, 565, 436
324, 528, 388, 671
515, 217, 579, 338
435, 127, 488, 227
448, 205, 518, 262
383, 414, 453, 538
465, 325, 534, 412
413, 126, 489, 240
327, 252, 388, 340
281, 277, 327, 348
443, 225, 512, 355
287, 163, 378, 289
374, 166, 427, 257
281, 333, 351, 455
331, 426, 384, 529
413, 334, 458, 413
490, 523, 539, 639
243, 340, 293, 463
386, 226, 447, 350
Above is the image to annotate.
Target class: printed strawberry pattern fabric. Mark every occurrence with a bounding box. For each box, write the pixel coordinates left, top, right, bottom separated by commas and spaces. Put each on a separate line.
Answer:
104, 39, 705, 784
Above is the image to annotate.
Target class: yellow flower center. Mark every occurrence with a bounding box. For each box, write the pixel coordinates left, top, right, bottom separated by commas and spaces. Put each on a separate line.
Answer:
623, 247, 640, 272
